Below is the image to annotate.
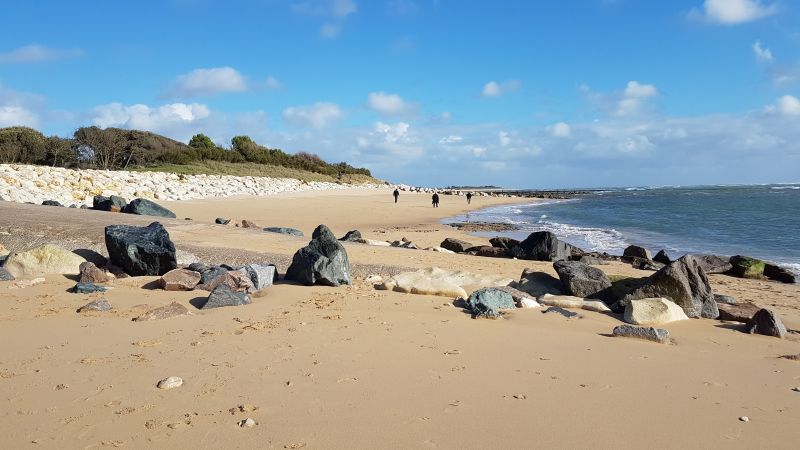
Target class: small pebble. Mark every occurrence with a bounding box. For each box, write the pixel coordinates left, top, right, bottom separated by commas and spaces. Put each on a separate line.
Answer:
157, 376, 183, 389
739, 416, 749, 422
240, 418, 256, 428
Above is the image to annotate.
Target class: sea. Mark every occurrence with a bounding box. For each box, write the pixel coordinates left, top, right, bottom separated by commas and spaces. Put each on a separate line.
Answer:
448, 184, 800, 275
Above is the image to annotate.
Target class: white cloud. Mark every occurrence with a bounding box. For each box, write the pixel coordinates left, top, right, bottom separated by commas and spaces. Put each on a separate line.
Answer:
170, 67, 247, 97
282, 102, 343, 128
0, 44, 83, 64
623, 81, 658, 98
766, 95, 800, 116
388, 0, 418, 16
439, 135, 463, 144
693, 0, 777, 25
498, 131, 511, 146
368, 91, 413, 116
320, 23, 341, 38
0, 85, 47, 127
0, 105, 38, 127
481, 80, 522, 98
92, 102, 211, 130
550, 122, 571, 138
753, 40, 773, 62
614, 81, 659, 116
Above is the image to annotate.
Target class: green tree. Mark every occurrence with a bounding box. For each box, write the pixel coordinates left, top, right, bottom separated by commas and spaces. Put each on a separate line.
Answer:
189, 133, 215, 149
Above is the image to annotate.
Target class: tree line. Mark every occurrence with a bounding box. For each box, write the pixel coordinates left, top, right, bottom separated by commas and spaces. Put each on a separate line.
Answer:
0, 126, 371, 177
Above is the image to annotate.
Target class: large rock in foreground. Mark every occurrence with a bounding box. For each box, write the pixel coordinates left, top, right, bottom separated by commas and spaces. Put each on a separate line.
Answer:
624, 298, 689, 325
203, 285, 251, 309
285, 224, 351, 286
105, 222, 177, 276
2, 244, 86, 278
466, 287, 516, 318
747, 309, 786, 338
160, 268, 201, 291
622, 255, 718, 319
511, 231, 582, 261
717, 302, 760, 323
121, 198, 177, 218
552, 260, 611, 299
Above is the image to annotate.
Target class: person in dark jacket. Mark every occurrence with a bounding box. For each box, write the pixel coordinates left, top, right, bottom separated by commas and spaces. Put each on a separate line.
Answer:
393, 188, 399, 203
466, 192, 473, 204
432, 193, 440, 208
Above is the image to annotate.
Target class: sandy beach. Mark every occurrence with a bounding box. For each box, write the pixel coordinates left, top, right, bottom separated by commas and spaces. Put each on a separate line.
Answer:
1, 189, 799, 449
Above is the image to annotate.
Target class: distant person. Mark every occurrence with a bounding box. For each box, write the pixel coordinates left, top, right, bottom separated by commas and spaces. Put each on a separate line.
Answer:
466, 192, 473, 204
432, 193, 440, 208
393, 188, 399, 203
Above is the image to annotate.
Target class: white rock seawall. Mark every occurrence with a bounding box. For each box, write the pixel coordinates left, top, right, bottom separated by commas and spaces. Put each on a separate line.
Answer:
0, 164, 386, 206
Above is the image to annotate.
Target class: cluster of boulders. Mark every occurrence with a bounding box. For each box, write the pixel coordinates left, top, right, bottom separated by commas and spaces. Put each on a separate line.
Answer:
373, 230, 791, 343
0, 163, 384, 206
0, 219, 354, 319
433, 231, 797, 286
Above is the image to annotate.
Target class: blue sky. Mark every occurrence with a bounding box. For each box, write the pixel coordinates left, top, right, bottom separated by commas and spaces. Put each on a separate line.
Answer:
1, 0, 799, 188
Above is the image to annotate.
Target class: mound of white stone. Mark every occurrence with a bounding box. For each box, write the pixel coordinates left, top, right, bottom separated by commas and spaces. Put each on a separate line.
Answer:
0, 164, 386, 206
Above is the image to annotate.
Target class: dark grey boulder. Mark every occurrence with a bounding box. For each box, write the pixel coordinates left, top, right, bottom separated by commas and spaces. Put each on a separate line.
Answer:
0, 267, 15, 281
465, 246, 510, 258
339, 230, 362, 242
764, 264, 797, 284
510, 231, 583, 261
630, 257, 665, 271
440, 238, 473, 253
199, 266, 229, 286
215, 218, 231, 225
467, 287, 516, 318
510, 269, 563, 297
543, 306, 580, 319
489, 237, 520, 250
747, 309, 787, 338
264, 227, 304, 237
577, 255, 608, 265
693, 254, 733, 274
714, 293, 737, 305
104, 222, 177, 276
188, 262, 210, 273
729, 255, 765, 279
72, 282, 107, 294
203, 285, 251, 309
653, 250, 671, 265
93, 195, 127, 212
612, 324, 670, 344
121, 198, 176, 218
623, 245, 651, 260
552, 260, 612, 299
284, 224, 351, 286
77, 298, 112, 313
42, 200, 63, 207
621, 255, 718, 319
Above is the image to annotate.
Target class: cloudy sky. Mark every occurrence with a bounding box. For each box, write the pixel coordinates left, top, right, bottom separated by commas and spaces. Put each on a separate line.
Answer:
1, 0, 799, 188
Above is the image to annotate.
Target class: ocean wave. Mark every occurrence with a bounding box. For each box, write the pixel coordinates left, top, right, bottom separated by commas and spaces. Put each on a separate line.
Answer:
624, 187, 649, 191
781, 263, 800, 276
530, 219, 628, 252
771, 186, 800, 190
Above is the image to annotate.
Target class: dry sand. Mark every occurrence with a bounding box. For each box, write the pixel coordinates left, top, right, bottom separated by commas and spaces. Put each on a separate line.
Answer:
1, 189, 799, 449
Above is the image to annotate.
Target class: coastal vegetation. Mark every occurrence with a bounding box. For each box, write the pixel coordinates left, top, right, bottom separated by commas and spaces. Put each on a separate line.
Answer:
0, 126, 375, 183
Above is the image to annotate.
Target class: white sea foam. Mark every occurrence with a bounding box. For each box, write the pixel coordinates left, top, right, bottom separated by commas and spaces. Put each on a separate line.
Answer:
529, 219, 628, 252
771, 186, 800, 190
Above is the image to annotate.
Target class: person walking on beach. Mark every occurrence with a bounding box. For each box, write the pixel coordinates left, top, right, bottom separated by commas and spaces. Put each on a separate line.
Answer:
393, 188, 399, 203
466, 192, 473, 205
432, 192, 440, 208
